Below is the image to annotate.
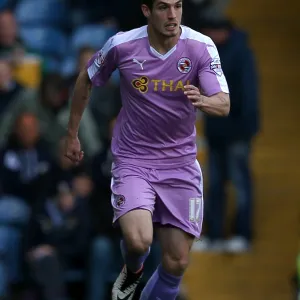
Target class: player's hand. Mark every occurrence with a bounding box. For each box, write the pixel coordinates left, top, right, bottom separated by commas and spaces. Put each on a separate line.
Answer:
184, 85, 205, 108
64, 134, 84, 164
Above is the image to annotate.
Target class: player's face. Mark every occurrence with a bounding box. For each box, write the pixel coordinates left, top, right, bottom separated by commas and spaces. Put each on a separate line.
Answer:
142, 0, 183, 38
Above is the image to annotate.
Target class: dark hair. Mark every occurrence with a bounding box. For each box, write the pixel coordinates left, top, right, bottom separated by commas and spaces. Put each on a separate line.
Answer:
141, 0, 184, 10
141, 0, 155, 9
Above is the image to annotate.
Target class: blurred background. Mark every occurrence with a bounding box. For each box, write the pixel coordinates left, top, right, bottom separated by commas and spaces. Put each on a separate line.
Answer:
0, 0, 299, 299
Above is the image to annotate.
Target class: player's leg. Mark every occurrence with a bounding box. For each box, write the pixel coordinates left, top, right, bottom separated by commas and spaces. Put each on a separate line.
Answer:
119, 209, 153, 272
113, 210, 153, 300
159, 227, 193, 276
140, 226, 194, 300
140, 160, 203, 300
111, 163, 156, 300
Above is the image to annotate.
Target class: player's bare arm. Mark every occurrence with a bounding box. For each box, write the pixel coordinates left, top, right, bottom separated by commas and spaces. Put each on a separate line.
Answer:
67, 69, 91, 137
184, 84, 230, 116
64, 69, 91, 163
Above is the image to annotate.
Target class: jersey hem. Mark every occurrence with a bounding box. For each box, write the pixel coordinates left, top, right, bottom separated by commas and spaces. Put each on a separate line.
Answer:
112, 154, 197, 170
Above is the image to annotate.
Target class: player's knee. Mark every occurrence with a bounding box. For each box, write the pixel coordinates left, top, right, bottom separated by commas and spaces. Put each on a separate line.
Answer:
126, 234, 152, 255
162, 251, 189, 276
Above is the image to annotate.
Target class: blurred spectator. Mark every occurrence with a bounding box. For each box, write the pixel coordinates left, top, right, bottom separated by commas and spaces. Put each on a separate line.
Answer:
0, 9, 25, 62
69, 0, 118, 27
182, 0, 211, 27
197, 0, 230, 20
0, 112, 52, 298
0, 72, 101, 159
0, 193, 30, 299
26, 182, 91, 300
0, 0, 18, 10
90, 84, 121, 141
196, 19, 259, 253
0, 112, 52, 205
0, 58, 34, 132
72, 170, 93, 200
182, 0, 231, 28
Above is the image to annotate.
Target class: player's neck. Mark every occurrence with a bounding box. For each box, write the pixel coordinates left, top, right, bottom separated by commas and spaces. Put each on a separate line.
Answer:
147, 25, 181, 55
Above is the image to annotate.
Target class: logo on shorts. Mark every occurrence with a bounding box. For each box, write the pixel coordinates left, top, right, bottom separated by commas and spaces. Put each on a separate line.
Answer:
132, 76, 149, 93
177, 57, 192, 74
210, 56, 223, 76
189, 197, 202, 222
115, 194, 126, 208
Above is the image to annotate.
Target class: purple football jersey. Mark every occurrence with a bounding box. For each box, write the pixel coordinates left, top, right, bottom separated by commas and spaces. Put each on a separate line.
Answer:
87, 25, 229, 169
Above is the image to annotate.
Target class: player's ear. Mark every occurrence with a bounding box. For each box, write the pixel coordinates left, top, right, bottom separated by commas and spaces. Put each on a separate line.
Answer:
141, 4, 151, 18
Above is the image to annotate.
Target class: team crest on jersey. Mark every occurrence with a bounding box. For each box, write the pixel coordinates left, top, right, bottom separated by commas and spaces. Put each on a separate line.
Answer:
210, 56, 223, 76
95, 49, 105, 67
177, 57, 192, 74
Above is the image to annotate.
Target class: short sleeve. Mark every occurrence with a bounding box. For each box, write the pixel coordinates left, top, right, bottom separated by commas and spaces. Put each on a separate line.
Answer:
198, 38, 229, 96
86, 36, 118, 87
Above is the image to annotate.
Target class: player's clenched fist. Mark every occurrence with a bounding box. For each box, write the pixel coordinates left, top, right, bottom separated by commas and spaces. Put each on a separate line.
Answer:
184, 85, 204, 108
63, 134, 84, 164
